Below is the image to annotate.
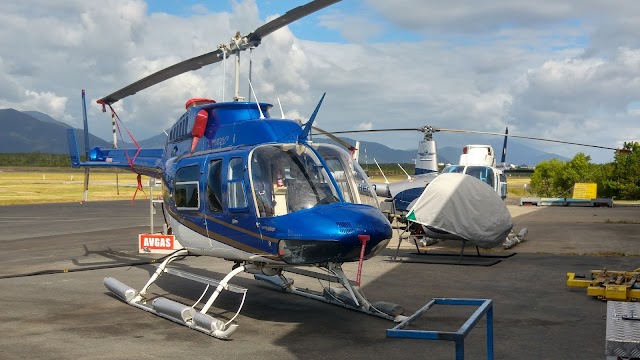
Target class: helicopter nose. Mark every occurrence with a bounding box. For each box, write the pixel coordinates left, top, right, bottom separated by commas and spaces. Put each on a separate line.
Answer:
274, 204, 392, 264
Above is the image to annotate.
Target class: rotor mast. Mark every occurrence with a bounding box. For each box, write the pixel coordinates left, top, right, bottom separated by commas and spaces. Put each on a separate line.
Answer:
218, 31, 261, 102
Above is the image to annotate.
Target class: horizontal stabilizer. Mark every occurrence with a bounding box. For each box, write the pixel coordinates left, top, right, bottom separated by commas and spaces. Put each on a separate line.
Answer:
66, 128, 164, 178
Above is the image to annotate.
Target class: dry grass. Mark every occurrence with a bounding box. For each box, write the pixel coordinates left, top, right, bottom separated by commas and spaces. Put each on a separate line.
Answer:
0, 169, 152, 206
506, 177, 531, 198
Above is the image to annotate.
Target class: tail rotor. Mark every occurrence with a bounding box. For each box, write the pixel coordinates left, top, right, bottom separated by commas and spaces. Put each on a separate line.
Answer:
81, 90, 90, 203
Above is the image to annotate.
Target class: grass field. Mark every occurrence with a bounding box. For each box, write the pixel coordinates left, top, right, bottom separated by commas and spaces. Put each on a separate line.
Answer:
0, 169, 151, 205
0, 168, 530, 206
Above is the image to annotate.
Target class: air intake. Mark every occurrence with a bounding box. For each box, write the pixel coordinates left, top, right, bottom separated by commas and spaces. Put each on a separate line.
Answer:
336, 221, 354, 234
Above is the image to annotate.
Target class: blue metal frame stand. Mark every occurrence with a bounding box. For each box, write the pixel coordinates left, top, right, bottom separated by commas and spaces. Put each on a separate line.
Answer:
386, 298, 494, 360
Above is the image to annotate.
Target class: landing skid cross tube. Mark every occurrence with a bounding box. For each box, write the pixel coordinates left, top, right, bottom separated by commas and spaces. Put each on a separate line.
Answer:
255, 263, 407, 322
103, 249, 250, 339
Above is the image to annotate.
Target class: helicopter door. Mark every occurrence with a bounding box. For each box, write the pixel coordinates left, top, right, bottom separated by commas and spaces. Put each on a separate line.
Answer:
172, 158, 206, 247
203, 157, 225, 248
204, 156, 266, 253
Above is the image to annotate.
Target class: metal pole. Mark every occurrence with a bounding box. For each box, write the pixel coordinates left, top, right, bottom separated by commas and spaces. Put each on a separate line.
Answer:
247, 48, 253, 102
149, 183, 154, 234
234, 52, 240, 101
222, 48, 226, 102
112, 110, 119, 195
487, 305, 494, 359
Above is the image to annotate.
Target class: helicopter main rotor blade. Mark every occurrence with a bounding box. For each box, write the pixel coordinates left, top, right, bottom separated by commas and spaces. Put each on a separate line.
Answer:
248, 0, 341, 42
311, 126, 355, 151
436, 128, 617, 151
322, 128, 421, 135
319, 127, 617, 151
98, 49, 224, 105
98, 0, 341, 106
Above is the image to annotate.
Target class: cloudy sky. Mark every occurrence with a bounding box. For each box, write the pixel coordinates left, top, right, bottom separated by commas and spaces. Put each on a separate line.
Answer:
1, 0, 639, 163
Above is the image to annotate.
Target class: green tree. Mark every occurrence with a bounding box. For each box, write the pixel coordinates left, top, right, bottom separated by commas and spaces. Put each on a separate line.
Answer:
603, 142, 640, 200
530, 153, 604, 197
530, 158, 565, 197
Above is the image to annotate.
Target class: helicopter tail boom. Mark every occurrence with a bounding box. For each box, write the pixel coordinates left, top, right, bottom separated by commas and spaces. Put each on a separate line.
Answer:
66, 129, 164, 178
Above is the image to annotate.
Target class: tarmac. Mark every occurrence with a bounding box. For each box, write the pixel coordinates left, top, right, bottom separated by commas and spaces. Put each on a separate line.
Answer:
1, 200, 640, 359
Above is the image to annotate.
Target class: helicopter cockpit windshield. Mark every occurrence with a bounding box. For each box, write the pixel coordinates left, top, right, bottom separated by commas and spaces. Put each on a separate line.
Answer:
442, 165, 495, 188
314, 144, 379, 208
250, 144, 340, 217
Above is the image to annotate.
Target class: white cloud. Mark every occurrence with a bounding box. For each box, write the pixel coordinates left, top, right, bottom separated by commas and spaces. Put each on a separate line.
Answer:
356, 122, 373, 131
0, 0, 638, 163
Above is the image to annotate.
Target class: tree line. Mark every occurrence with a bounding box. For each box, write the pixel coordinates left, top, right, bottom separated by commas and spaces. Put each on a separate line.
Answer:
0, 153, 71, 167
530, 142, 640, 200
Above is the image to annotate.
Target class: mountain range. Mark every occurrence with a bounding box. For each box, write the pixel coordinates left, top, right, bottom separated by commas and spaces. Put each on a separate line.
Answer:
0, 109, 569, 165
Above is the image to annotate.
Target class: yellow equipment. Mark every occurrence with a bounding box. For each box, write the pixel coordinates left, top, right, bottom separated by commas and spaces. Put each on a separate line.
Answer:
566, 269, 640, 301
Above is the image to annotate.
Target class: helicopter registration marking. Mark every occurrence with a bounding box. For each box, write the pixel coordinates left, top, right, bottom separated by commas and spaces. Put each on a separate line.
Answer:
210, 136, 230, 147
138, 234, 181, 254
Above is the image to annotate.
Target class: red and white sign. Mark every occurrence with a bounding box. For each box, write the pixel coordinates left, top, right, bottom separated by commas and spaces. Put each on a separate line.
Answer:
138, 234, 182, 254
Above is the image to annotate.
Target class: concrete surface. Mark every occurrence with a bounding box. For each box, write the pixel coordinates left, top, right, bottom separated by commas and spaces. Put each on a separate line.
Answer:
1, 201, 639, 359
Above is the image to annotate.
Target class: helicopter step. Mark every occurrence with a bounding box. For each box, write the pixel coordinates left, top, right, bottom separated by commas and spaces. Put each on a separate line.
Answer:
255, 264, 406, 322
284, 266, 354, 285
103, 249, 249, 339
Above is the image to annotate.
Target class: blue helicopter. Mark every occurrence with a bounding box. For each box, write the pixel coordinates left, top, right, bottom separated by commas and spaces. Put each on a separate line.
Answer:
66, 0, 404, 339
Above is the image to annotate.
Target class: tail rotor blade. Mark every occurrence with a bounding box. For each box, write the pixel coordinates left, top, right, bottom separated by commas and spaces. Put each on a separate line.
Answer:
81, 90, 91, 203
501, 127, 508, 164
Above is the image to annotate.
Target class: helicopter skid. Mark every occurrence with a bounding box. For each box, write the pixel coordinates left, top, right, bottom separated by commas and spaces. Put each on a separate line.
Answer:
255, 265, 406, 323
103, 250, 249, 339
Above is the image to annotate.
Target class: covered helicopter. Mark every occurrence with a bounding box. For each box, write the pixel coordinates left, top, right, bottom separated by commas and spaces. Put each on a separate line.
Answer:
67, 0, 406, 339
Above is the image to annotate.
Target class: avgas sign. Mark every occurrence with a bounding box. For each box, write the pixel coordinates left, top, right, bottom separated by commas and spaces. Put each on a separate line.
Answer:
138, 234, 182, 254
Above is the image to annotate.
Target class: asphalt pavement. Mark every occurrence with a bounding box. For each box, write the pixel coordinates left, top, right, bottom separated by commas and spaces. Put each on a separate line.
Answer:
1, 201, 639, 359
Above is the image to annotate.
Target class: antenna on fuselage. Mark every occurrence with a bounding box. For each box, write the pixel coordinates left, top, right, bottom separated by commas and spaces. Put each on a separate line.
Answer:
398, 163, 412, 180
275, 89, 286, 119
373, 158, 389, 184
277, 97, 285, 119
247, 79, 265, 119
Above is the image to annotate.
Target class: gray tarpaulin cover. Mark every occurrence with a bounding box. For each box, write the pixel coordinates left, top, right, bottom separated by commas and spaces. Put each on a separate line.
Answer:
406, 173, 513, 248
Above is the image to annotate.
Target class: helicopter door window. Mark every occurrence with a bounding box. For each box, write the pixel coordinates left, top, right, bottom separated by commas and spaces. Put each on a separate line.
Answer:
499, 173, 507, 198
442, 165, 465, 173
465, 166, 494, 187
207, 159, 223, 212
175, 164, 200, 210
227, 157, 248, 210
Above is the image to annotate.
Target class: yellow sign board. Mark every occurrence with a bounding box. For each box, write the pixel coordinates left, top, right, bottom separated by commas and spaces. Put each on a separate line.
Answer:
572, 183, 597, 199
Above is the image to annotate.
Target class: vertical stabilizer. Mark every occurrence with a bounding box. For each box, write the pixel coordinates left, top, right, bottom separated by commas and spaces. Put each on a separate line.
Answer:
415, 139, 438, 175
501, 127, 509, 164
